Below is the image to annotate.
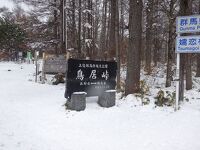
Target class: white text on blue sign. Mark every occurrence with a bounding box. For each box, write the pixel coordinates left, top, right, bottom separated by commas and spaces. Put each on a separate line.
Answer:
176, 36, 200, 53
177, 15, 200, 33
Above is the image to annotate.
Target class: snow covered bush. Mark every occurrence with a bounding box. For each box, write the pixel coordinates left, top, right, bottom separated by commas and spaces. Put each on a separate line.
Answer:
155, 90, 175, 107
140, 80, 149, 96
134, 80, 150, 105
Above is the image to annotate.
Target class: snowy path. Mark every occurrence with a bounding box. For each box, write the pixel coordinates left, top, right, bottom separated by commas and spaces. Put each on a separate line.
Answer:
0, 62, 200, 150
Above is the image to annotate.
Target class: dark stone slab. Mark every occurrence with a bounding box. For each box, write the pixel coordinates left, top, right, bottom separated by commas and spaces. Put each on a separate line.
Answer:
65, 59, 117, 99
98, 90, 116, 108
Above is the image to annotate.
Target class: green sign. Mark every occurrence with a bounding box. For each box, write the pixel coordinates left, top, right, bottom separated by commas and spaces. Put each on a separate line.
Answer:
27, 52, 32, 59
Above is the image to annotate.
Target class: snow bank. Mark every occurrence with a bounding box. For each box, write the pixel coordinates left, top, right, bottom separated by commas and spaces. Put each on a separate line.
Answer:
0, 62, 200, 150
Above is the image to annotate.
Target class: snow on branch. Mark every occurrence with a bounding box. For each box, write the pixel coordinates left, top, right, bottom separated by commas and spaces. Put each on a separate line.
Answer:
84, 23, 92, 29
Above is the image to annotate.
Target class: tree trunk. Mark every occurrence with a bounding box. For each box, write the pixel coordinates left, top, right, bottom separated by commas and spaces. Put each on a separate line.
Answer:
179, 0, 192, 100
108, 0, 117, 60
82, 0, 86, 58
72, 0, 76, 51
196, 2, 200, 77
185, 0, 192, 90
99, 0, 108, 60
196, 54, 200, 77
105, 1, 111, 60
120, 0, 125, 64
186, 54, 192, 90
179, 54, 185, 101
145, 0, 153, 74
153, 0, 159, 66
92, 0, 100, 59
125, 0, 142, 95
60, 0, 66, 54
86, 0, 93, 58
166, 0, 175, 87
53, 0, 58, 54
78, 0, 82, 57
115, 0, 121, 92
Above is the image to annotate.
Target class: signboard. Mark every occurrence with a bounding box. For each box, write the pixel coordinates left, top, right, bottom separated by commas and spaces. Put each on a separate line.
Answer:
65, 59, 117, 99
43, 59, 67, 74
176, 35, 200, 53
176, 15, 200, 33
18, 52, 23, 57
27, 52, 32, 59
175, 15, 200, 110
36, 51, 39, 56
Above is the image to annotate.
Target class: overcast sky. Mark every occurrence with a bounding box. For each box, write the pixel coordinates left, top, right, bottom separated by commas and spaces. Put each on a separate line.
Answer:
0, 0, 15, 10
0, 0, 30, 12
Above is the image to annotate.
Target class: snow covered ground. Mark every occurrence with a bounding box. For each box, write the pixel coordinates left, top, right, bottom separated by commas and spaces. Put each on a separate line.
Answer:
0, 62, 200, 150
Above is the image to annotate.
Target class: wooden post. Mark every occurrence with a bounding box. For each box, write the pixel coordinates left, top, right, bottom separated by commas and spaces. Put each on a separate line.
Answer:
35, 51, 38, 82
66, 51, 70, 60
41, 52, 46, 84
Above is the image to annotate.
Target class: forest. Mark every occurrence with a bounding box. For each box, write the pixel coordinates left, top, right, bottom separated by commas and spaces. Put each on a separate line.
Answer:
0, 0, 200, 100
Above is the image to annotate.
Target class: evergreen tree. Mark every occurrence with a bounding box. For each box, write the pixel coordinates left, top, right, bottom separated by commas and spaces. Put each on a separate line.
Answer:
0, 18, 26, 52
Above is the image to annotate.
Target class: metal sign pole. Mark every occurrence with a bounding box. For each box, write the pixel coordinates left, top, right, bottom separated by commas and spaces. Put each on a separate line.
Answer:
175, 52, 180, 111
41, 52, 45, 84
35, 51, 38, 83
175, 33, 180, 111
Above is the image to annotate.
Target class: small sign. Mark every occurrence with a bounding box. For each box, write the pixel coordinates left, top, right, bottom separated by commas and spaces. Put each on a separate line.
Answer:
176, 35, 200, 53
65, 59, 117, 99
44, 59, 66, 74
27, 52, 32, 59
36, 51, 39, 56
18, 52, 23, 57
176, 15, 200, 33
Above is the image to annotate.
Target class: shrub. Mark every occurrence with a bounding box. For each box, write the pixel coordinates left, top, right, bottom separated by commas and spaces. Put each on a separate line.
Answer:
134, 80, 150, 105
155, 90, 175, 107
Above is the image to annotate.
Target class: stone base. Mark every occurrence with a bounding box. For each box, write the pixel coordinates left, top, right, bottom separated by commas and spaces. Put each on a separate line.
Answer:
66, 92, 86, 111
98, 90, 116, 108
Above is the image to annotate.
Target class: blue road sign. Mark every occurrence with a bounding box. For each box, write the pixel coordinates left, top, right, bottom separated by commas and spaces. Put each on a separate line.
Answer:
176, 35, 200, 53
176, 15, 200, 33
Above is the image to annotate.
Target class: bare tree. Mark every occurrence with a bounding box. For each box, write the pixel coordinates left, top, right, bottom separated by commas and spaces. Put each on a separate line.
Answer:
99, 0, 108, 60
196, 1, 200, 77
115, 0, 121, 92
108, 0, 117, 60
197, 54, 200, 77
145, 0, 153, 74
165, 0, 177, 87
125, 0, 143, 95
77, 0, 82, 57
179, 0, 192, 100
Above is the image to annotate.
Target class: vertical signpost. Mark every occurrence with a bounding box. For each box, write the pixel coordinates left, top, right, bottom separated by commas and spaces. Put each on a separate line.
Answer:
18, 52, 23, 63
27, 51, 32, 64
175, 15, 200, 110
35, 51, 39, 83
